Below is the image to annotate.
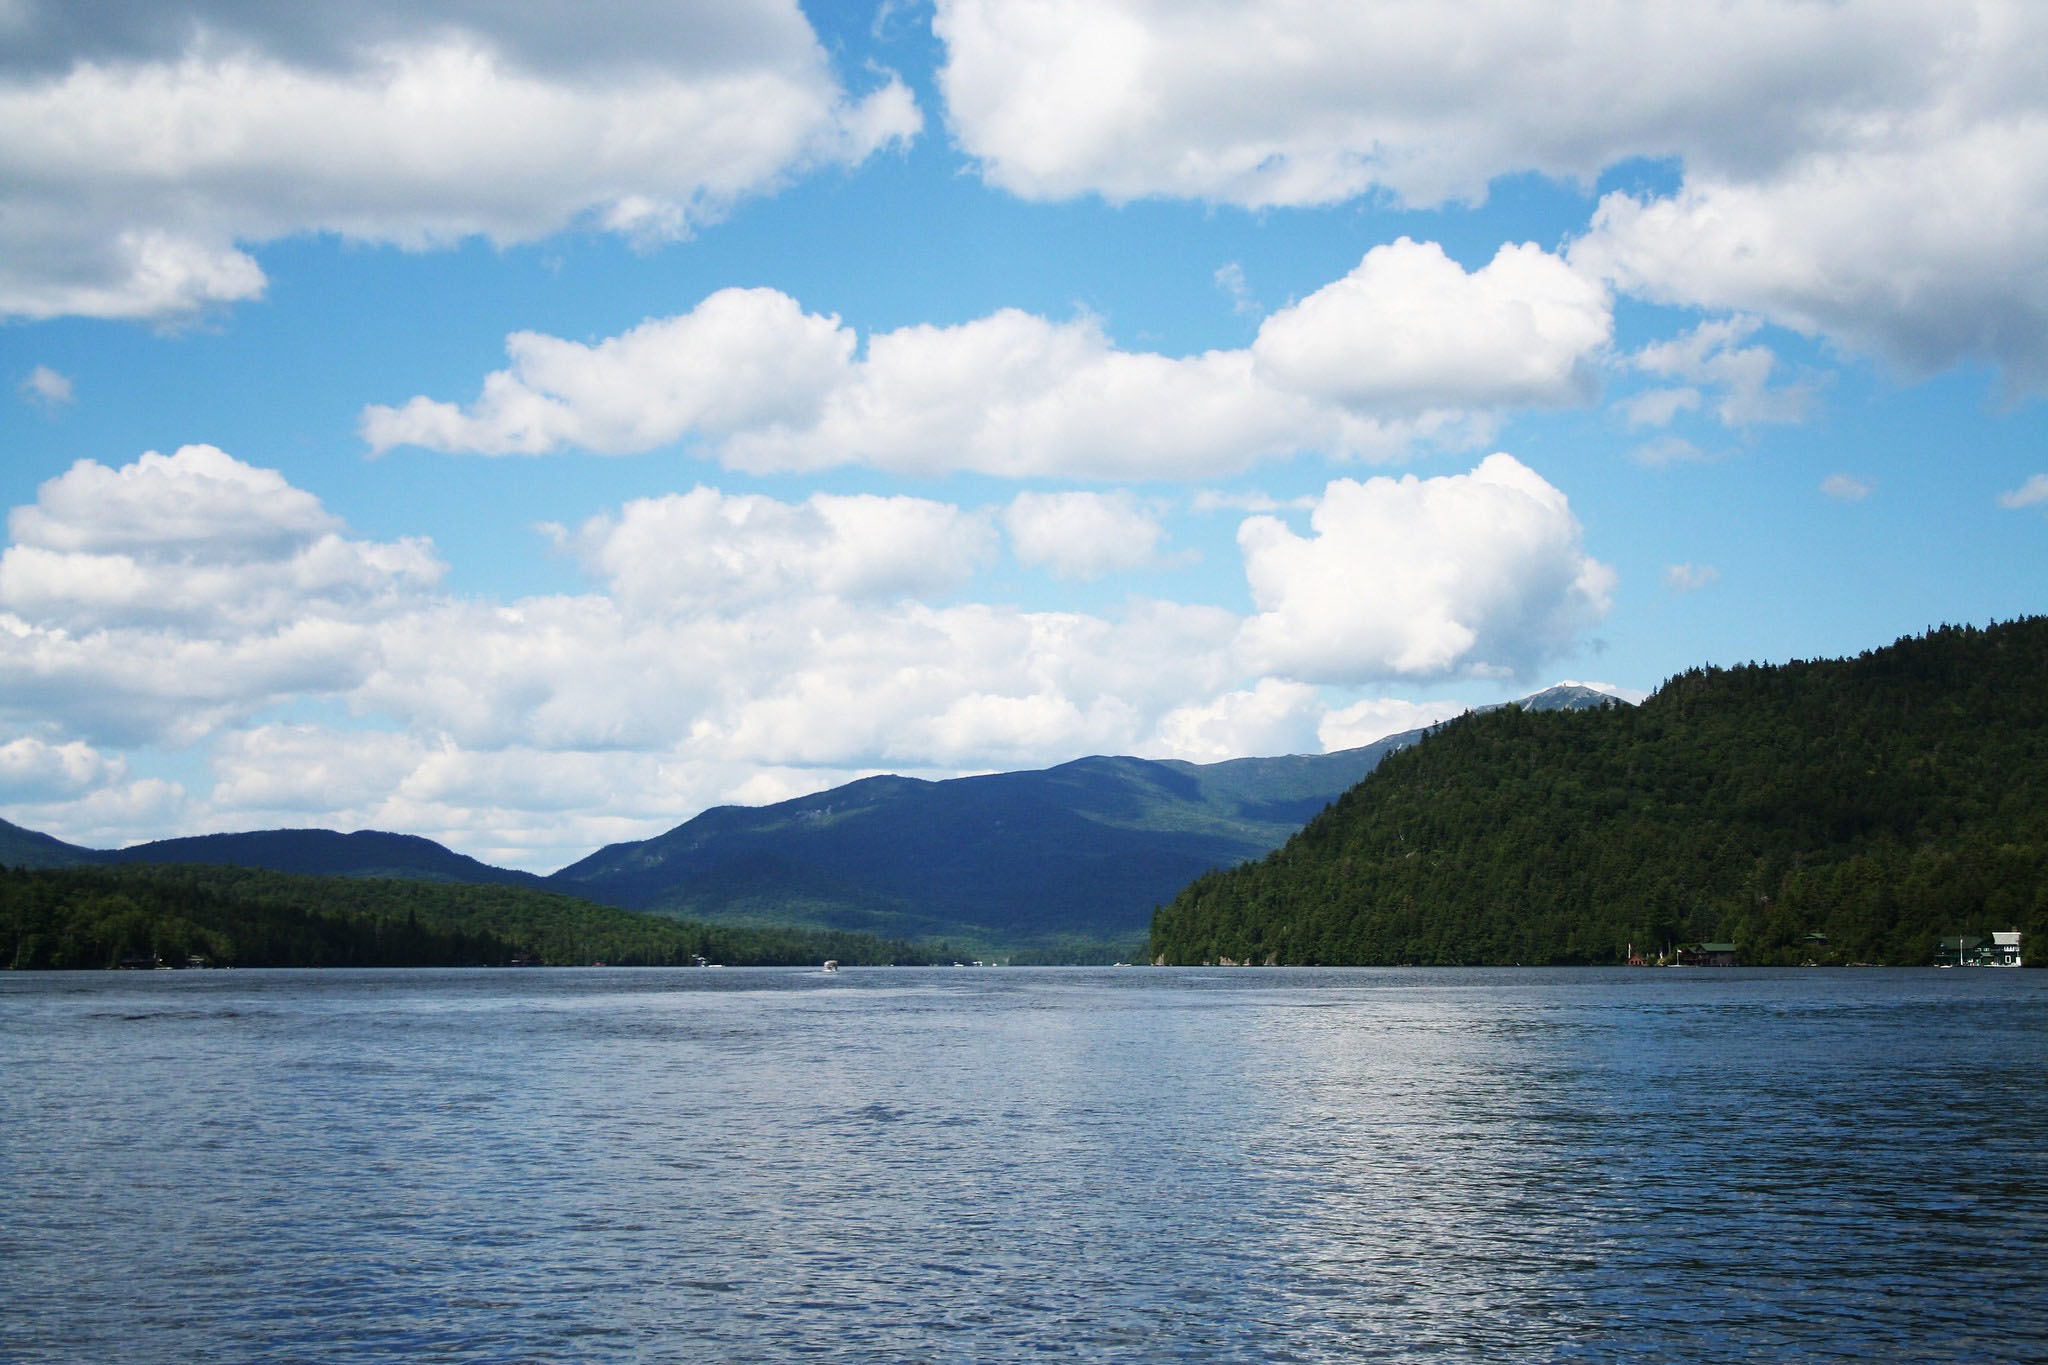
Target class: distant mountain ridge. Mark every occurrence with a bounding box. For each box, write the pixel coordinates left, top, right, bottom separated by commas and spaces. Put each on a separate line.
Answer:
0, 817, 101, 871
106, 829, 548, 887
545, 684, 1623, 951
1, 683, 1623, 955
0, 820, 547, 887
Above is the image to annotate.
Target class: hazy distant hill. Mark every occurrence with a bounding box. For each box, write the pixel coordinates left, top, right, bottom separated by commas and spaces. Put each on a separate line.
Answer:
0, 819, 550, 887
102, 828, 549, 887
546, 685, 1621, 953
1150, 621, 2048, 967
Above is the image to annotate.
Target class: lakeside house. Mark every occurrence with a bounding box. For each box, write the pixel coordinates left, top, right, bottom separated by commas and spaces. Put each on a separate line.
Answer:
1676, 942, 1740, 967
1936, 934, 1983, 965
1935, 931, 2024, 967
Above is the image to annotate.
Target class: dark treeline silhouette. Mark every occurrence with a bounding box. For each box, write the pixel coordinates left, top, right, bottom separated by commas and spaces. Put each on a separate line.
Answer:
3, 863, 936, 969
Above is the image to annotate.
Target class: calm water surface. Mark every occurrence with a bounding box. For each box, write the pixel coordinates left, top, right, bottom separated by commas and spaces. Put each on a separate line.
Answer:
3, 966, 2043, 1362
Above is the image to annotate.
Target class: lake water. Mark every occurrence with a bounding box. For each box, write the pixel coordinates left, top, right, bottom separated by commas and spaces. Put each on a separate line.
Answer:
3, 966, 2044, 1362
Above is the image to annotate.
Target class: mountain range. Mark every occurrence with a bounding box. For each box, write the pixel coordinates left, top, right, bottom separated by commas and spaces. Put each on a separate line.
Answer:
0, 684, 1617, 956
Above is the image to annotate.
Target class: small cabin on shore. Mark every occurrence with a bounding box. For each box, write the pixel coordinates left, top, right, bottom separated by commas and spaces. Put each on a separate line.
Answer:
1676, 942, 1740, 967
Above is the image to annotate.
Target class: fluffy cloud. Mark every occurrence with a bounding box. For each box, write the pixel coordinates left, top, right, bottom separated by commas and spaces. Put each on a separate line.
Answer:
8, 444, 334, 559
0, 0, 919, 321
1575, 114, 2048, 389
1236, 455, 1615, 683
558, 486, 997, 617
937, 0, 2048, 389
1, 446, 1615, 867
3, 777, 191, 850
1629, 317, 1810, 427
1253, 240, 1609, 412
329, 591, 1242, 775
362, 289, 857, 457
1004, 491, 1165, 579
366, 246, 1607, 476
934, 0, 1937, 209
1316, 698, 1468, 752
0, 446, 442, 745
1147, 679, 1324, 762
0, 445, 442, 635
0, 736, 124, 803
1821, 474, 1874, 504
1564, 1, 2048, 389
366, 294, 1421, 477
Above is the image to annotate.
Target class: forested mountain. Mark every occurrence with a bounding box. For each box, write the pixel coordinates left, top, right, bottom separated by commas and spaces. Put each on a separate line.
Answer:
546, 690, 1616, 955
0, 817, 101, 870
544, 748, 1409, 954
0, 820, 546, 886
1, 864, 933, 970
2, 685, 1614, 961
1150, 620, 2048, 967
103, 828, 548, 887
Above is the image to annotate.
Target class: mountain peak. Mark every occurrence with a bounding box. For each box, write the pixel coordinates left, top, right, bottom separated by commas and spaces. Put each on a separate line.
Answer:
1518, 682, 1634, 712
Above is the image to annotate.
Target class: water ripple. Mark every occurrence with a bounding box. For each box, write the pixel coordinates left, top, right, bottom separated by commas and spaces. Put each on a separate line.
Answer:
2, 966, 2043, 1361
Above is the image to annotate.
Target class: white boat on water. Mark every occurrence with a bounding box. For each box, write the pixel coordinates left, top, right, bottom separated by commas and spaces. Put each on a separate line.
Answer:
822, 959, 838, 973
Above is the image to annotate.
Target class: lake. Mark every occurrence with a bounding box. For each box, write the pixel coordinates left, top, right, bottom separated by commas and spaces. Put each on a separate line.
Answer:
3, 966, 2043, 1362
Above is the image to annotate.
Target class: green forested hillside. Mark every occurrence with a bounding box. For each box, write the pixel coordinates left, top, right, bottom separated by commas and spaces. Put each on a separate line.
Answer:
0, 816, 103, 870
1150, 620, 2048, 966
0, 688, 1609, 962
541, 703, 1603, 955
2, 864, 933, 970
103, 828, 549, 886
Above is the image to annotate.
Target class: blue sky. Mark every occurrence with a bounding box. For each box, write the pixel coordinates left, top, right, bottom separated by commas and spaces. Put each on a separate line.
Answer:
2, 0, 2043, 870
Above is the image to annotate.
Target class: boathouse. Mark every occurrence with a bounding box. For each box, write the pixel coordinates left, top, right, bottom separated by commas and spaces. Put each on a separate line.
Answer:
1936, 935, 1988, 966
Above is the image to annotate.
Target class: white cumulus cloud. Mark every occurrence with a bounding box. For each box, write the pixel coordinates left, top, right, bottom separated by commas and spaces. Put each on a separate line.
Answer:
0, 0, 920, 321
559, 486, 998, 617
1147, 679, 1324, 762
934, 0, 1938, 208
0, 446, 443, 745
0, 445, 1623, 867
362, 289, 858, 457
938, 0, 2048, 391
1252, 240, 1610, 412
1004, 490, 1165, 579
0, 736, 125, 803
1, 445, 442, 635
1316, 698, 1468, 752
1572, 77, 2048, 390
1236, 454, 1616, 683
366, 246, 1611, 477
